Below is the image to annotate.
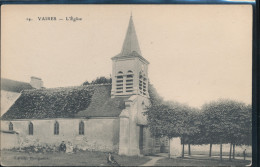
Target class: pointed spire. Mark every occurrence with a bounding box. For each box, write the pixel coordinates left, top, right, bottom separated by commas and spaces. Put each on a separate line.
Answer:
120, 15, 142, 56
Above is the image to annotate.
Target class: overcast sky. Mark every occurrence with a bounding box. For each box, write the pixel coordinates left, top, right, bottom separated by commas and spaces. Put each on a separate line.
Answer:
1, 5, 252, 108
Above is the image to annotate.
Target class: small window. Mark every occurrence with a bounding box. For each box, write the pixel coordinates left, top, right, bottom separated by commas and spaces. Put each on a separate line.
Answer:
79, 121, 84, 135
29, 122, 33, 135
9, 122, 13, 131
54, 121, 59, 135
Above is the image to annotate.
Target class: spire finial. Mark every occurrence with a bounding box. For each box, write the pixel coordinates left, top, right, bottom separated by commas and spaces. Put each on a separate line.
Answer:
130, 11, 132, 18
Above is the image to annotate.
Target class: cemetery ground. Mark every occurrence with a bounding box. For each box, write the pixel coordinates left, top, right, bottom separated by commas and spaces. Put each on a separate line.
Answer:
0, 150, 251, 166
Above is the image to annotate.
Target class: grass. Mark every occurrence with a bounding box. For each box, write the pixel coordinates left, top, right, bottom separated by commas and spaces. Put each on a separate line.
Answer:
1, 150, 252, 166
156, 157, 251, 166
0, 150, 150, 166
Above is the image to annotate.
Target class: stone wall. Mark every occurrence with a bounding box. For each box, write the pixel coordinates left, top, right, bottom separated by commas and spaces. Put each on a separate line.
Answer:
1, 118, 119, 152
185, 144, 252, 155
170, 138, 182, 157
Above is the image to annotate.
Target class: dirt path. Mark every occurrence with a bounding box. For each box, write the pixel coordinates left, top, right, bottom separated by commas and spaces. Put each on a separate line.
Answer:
140, 156, 164, 166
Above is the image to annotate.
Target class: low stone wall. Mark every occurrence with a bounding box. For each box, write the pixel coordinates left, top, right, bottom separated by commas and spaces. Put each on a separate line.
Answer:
185, 144, 252, 155
1, 133, 20, 149
170, 138, 182, 157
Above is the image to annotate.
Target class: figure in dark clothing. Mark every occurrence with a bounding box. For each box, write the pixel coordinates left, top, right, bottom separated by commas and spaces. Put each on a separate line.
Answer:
59, 141, 66, 153
107, 152, 120, 166
243, 149, 247, 160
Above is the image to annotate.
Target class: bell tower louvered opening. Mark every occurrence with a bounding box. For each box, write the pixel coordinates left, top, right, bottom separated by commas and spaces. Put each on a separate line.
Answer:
139, 71, 148, 96
126, 70, 134, 93
116, 71, 124, 93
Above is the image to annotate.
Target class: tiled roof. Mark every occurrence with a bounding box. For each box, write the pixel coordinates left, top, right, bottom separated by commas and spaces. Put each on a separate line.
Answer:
1, 84, 126, 120
1, 78, 33, 93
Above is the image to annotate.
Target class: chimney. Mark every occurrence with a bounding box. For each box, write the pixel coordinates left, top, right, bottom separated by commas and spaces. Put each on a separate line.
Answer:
30, 76, 43, 89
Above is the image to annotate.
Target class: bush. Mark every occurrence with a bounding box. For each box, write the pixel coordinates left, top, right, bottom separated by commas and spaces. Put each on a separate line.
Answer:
8, 145, 59, 153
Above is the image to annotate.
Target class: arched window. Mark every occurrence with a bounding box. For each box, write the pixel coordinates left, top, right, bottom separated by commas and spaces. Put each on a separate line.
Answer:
54, 121, 59, 135
79, 121, 84, 135
116, 71, 124, 93
9, 122, 13, 131
126, 70, 134, 92
29, 122, 33, 135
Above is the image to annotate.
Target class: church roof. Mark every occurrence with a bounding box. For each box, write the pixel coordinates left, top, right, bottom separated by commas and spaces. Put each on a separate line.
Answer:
1, 84, 126, 120
112, 15, 149, 64
1, 78, 33, 93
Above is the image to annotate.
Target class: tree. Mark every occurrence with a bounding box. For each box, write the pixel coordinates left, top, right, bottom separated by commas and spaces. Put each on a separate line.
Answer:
183, 110, 203, 156
148, 82, 164, 106
82, 80, 90, 85
201, 99, 251, 161
144, 102, 199, 158
82, 76, 112, 86
232, 104, 252, 159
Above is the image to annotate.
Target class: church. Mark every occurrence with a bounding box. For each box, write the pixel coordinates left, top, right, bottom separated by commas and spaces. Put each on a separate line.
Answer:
0, 15, 161, 156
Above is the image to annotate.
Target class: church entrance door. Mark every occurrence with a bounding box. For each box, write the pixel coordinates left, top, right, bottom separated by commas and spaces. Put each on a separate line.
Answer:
139, 125, 144, 154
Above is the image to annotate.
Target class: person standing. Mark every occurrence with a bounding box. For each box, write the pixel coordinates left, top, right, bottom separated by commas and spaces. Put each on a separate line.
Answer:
243, 149, 247, 160
59, 141, 66, 153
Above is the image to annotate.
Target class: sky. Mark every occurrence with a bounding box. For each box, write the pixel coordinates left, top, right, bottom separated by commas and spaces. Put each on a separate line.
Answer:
1, 5, 252, 108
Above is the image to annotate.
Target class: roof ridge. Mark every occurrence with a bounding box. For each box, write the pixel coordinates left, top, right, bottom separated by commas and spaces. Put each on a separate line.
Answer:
1, 78, 30, 85
22, 83, 112, 92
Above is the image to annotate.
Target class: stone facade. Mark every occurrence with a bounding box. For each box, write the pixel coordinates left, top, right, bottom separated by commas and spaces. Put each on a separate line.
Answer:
1, 118, 119, 152
118, 95, 154, 156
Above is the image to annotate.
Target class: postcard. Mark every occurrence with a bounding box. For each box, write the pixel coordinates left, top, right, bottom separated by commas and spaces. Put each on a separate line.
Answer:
1, 5, 252, 166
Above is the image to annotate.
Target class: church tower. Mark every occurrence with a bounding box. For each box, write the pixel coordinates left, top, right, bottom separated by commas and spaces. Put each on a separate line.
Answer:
111, 15, 149, 98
